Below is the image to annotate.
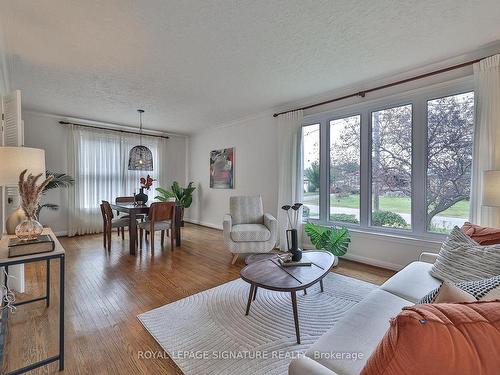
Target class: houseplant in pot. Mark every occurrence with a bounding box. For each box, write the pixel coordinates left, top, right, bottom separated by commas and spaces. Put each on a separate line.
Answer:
304, 222, 351, 266
155, 181, 195, 225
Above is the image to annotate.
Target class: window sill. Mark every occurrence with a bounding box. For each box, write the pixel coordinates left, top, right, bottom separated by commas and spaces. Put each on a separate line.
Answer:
303, 220, 445, 245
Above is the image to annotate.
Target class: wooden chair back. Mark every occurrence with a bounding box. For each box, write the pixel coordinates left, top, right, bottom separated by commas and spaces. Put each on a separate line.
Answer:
100, 200, 114, 224
148, 202, 176, 224
115, 196, 135, 204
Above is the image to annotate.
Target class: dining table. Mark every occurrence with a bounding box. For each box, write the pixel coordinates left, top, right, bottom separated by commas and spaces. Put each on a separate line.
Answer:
109, 201, 182, 255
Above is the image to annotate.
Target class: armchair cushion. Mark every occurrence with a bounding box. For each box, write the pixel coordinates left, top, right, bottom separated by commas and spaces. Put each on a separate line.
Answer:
230, 224, 271, 242
230, 196, 264, 225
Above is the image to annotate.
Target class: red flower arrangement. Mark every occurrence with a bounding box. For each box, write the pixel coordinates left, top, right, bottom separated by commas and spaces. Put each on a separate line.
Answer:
140, 175, 155, 190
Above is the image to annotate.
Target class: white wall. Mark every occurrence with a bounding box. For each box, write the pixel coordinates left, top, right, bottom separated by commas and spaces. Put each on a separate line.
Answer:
186, 113, 279, 228
23, 111, 188, 235
23, 112, 70, 235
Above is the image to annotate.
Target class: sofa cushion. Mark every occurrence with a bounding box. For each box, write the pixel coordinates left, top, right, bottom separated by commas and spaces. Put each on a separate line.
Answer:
360, 301, 500, 375
289, 356, 339, 375
430, 226, 500, 283
230, 224, 271, 242
379, 261, 441, 303
305, 289, 410, 375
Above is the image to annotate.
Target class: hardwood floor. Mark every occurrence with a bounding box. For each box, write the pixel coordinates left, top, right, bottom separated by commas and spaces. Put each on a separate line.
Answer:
2, 224, 394, 374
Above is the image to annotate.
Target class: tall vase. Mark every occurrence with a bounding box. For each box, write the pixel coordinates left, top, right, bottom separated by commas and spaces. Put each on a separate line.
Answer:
135, 188, 148, 204
286, 228, 302, 261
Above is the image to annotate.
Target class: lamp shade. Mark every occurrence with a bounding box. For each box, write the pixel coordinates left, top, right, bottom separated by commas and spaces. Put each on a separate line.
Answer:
482, 170, 500, 207
128, 145, 153, 171
0, 147, 46, 185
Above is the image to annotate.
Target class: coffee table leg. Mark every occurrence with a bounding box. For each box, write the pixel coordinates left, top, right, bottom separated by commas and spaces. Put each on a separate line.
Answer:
320, 279, 324, 292
291, 291, 300, 344
245, 284, 255, 316
253, 286, 258, 301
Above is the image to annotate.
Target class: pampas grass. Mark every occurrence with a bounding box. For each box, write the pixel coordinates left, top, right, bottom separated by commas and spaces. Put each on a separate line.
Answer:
18, 169, 53, 219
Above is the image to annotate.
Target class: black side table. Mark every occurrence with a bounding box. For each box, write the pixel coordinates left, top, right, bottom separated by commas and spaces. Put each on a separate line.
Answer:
0, 229, 65, 374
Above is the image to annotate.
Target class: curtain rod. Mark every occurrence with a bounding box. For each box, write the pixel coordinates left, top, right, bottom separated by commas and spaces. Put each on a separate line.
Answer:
273, 57, 486, 118
59, 120, 170, 139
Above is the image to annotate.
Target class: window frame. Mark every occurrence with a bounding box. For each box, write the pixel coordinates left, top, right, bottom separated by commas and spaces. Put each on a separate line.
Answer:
302, 76, 474, 241
369, 102, 414, 232
328, 114, 362, 226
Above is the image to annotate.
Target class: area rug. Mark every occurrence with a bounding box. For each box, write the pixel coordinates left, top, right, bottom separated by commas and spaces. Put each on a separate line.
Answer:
138, 273, 377, 375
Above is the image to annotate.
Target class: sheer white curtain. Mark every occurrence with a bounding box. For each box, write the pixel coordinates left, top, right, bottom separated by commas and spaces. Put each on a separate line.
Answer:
470, 54, 500, 227
276, 110, 304, 250
68, 125, 168, 236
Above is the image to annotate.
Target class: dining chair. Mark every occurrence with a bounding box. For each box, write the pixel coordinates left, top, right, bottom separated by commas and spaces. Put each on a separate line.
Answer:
115, 196, 145, 238
100, 200, 130, 251
138, 202, 176, 252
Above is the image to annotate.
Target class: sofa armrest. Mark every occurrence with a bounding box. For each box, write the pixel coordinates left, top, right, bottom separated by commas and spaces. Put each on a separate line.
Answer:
289, 357, 338, 375
419, 251, 438, 264
263, 213, 278, 234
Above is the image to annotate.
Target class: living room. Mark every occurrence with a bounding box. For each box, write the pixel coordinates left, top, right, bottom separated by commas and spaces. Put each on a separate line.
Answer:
0, 1, 499, 374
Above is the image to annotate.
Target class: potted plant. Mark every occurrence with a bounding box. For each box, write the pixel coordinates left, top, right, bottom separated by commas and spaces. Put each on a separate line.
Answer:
304, 222, 351, 266
36, 171, 75, 220
155, 181, 195, 225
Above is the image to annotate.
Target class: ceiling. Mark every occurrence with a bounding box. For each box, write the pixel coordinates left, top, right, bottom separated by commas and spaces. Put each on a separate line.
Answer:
1, 1, 500, 134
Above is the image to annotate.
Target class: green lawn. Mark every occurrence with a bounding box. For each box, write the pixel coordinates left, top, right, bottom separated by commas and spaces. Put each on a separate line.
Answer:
303, 193, 469, 219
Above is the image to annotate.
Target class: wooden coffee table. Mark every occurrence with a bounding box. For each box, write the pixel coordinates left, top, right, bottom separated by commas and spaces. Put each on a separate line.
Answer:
240, 250, 334, 344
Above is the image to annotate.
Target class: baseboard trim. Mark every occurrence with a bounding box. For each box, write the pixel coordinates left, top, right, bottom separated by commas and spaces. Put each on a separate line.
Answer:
342, 253, 403, 271
184, 219, 223, 230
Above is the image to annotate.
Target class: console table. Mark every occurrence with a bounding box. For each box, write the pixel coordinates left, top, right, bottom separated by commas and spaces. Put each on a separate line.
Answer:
0, 228, 65, 374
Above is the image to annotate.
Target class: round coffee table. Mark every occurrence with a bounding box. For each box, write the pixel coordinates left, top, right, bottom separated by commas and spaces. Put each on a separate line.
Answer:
240, 250, 334, 344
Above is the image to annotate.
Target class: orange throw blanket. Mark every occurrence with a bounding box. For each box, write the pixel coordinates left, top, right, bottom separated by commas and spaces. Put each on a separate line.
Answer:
461, 222, 500, 245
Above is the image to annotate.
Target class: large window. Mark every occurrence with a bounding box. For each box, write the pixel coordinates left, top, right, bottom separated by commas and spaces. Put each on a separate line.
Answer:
426, 92, 474, 233
302, 81, 474, 238
303, 124, 320, 220
329, 115, 360, 224
371, 105, 412, 230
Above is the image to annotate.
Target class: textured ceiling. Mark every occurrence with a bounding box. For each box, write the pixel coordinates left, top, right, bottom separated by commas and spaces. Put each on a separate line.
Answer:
1, 0, 500, 134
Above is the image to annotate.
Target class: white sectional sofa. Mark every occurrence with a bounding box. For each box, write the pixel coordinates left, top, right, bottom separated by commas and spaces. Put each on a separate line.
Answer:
289, 253, 441, 375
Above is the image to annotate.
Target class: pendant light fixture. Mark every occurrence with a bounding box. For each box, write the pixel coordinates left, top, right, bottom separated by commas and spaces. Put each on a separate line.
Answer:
128, 109, 153, 171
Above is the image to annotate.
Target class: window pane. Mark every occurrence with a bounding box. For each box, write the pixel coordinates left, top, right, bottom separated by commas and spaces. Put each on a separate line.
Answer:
303, 124, 320, 220
427, 92, 474, 233
371, 105, 412, 229
329, 115, 361, 224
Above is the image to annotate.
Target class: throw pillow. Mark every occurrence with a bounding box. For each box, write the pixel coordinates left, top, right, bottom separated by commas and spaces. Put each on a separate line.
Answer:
430, 226, 500, 283
461, 222, 500, 245
419, 275, 500, 304
433, 282, 477, 303
360, 301, 500, 375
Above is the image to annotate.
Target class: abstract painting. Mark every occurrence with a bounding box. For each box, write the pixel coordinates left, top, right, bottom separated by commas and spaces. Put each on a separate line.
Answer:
210, 148, 234, 189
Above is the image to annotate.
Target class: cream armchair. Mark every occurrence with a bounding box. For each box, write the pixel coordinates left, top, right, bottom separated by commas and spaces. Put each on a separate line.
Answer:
223, 196, 278, 264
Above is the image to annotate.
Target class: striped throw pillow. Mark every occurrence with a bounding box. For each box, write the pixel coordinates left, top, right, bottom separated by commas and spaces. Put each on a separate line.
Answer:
430, 226, 500, 283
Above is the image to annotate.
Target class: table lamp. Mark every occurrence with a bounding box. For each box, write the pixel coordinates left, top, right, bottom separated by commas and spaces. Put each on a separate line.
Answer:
0, 147, 46, 236
482, 170, 500, 208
